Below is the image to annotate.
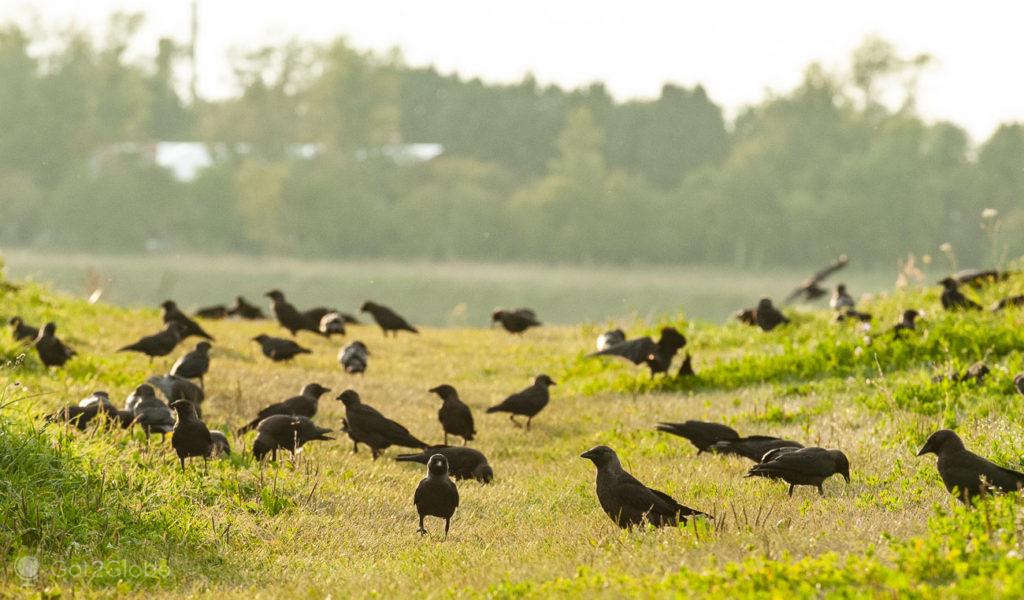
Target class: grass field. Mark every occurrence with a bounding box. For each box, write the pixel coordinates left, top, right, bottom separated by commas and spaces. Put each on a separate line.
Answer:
2, 256, 1024, 598
2, 250, 902, 325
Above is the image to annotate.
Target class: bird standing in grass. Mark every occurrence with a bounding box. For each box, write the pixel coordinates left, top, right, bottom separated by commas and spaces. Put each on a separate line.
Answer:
580, 445, 709, 528
33, 322, 76, 367
430, 384, 475, 445
337, 389, 428, 458
252, 334, 311, 362
339, 341, 369, 375
252, 415, 333, 461
486, 374, 556, 430
161, 300, 215, 341
119, 322, 184, 362
888, 309, 921, 339
229, 296, 265, 320
589, 327, 686, 377
939, 278, 981, 311
657, 420, 804, 461
8, 316, 38, 343
237, 383, 331, 434
171, 341, 211, 389
170, 400, 213, 472
413, 454, 460, 538
125, 384, 175, 441
360, 301, 418, 337
753, 298, 789, 332
746, 446, 850, 496
829, 284, 855, 311
916, 429, 1024, 503
397, 446, 493, 483
491, 308, 541, 334
319, 312, 347, 337
265, 289, 321, 336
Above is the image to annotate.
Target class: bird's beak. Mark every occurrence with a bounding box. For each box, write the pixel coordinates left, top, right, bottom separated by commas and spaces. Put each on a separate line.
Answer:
843, 472, 851, 484
428, 386, 440, 394
550, 380, 558, 386
580, 450, 595, 460
916, 444, 930, 457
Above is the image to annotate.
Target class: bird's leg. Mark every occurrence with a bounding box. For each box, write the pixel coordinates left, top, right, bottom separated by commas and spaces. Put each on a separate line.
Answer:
353, 442, 359, 454
372, 448, 380, 460
444, 432, 449, 445
526, 417, 532, 431
444, 518, 450, 539
817, 485, 824, 497
179, 457, 185, 472
788, 485, 794, 497
272, 448, 278, 462
462, 437, 467, 447
509, 415, 522, 428
418, 515, 427, 535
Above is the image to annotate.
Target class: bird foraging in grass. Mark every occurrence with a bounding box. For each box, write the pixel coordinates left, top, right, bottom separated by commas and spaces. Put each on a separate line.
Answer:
491, 308, 541, 334
397, 446, 493, 483
237, 383, 331, 435
580, 445, 710, 528
7, 316, 38, 343
360, 301, 419, 337
429, 384, 475, 445
589, 327, 686, 377
939, 278, 982, 311
486, 375, 555, 430
161, 300, 215, 341
252, 334, 311, 362
339, 341, 369, 375
170, 400, 213, 472
746, 446, 850, 496
337, 389, 428, 459
917, 429, 1024, 503
252, 415, 333, 461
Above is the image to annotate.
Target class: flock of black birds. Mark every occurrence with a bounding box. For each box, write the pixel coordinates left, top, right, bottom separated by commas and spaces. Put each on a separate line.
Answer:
7, 257, 1024, 536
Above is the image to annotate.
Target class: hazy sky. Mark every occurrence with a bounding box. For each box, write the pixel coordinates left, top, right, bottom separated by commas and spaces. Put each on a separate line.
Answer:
3, 1, 1022, 142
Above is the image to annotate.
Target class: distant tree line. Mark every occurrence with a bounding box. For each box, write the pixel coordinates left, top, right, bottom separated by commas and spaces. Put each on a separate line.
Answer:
0, 15, 1021, 268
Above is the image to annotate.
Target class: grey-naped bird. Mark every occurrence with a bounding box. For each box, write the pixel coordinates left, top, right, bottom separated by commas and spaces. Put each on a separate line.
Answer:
746, 446, 850, 496
491, 308, 541, 334
485, 374, 556, 430
339, 341, 369, 375
917, 429, 1024, 503
147, 374, 204, 407
170, 341, 211, 389
580, 445, 710, 528
125, 384, 175, 440
595, 329, 626, 352
161, 300, 215, 341
589, 327, 687, 377
319, 312, 347, 337
396, 445, 494, 483
337, 389, 428, 459
430, 384, 475, 445
33, 322, 76, 367
829, 284, 855, 310
252, 415, 333, 461
252, 334, 311, 362
413, 454, 460, 537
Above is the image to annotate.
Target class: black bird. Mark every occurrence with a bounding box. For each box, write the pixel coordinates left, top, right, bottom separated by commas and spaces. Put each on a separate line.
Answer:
338, 341, 369, 375
734, 308, 756, 326
992, 295, 1024, 311
888, 309, 921, 338
491, 308, 541, 334
118, 322, 184, 361
396, 446, 493, 483
228, 296, 265, 320
595, 329, 626, 352
125, 384, 175, 440
939, 278, 982, 311
829, 284, 855, 310
485, 374, 556, 430
580, 445, 709, 528
77, 391, 135, 429
952, 269, 1012, 288
677, 353, 695, 377
746, 447, 850, 496
170, 341, 211, 389
8, 316, 38, 342
237, 383, 331, 435
193, 305, 228, 319
657, 421, 741, 454
337, 389, 427, 459
319, 312, 347, 337
413, 454, 460, 537
785, 255, 849, 303
252, 334, 311, 362
33, 322, 76, 367
46, 392, 119, 430
1015, 374, 1024, 398
656, 421, 804, 461
360, 301, 418, 337
265, 290, 320, 336
835, 308, 873, 324
429, 384, 476, 445
753, 298, 789, 332
161, 300, 215, 341
210, 431, 231, 456
917, 429, 1024, 503
252, 415, 333, 461
170, 400, 213, 471
589, 327, 687, 377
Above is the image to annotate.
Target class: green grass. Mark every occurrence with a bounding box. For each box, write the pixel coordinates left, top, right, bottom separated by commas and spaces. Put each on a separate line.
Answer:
1, 260, 1024, 597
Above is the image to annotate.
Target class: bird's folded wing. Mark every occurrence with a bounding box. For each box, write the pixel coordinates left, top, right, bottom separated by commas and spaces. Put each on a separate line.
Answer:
591, 338, 655, 364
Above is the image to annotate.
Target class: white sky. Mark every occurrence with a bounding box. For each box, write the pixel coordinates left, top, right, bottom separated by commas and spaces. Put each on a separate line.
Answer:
3, 0, 1022, 142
